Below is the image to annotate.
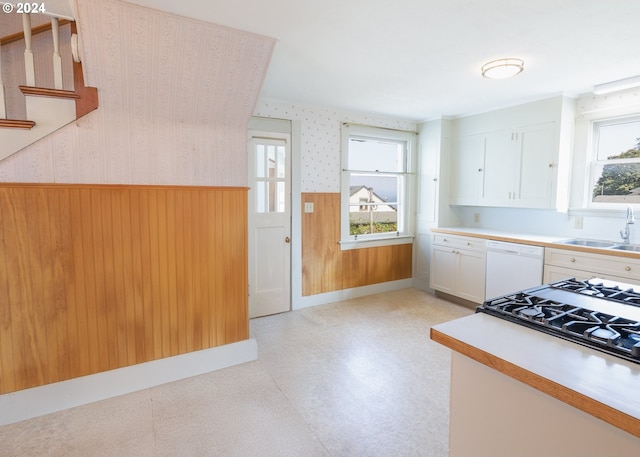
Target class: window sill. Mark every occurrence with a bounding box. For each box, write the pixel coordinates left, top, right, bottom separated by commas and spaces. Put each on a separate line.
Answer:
339, 235, 414, 251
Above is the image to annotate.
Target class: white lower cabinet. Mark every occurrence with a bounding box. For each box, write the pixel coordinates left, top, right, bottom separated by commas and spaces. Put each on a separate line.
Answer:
430, 234, 486, 303
543, 247, 640, 285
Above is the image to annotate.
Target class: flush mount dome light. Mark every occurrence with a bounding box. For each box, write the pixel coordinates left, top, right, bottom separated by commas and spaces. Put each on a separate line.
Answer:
481, 58, 524, 79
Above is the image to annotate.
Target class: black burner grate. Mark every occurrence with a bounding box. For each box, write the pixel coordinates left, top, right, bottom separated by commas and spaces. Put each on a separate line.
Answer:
550, 278, 640, 306
478, 284, 640, 364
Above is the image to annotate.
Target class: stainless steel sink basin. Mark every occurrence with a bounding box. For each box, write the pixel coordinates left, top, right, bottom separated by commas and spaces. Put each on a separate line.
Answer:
558, 239, 618, 248
610, 244, 640, 252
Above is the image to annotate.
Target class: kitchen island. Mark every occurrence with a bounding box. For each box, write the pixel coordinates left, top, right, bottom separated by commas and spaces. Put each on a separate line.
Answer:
431, 313, 640, 457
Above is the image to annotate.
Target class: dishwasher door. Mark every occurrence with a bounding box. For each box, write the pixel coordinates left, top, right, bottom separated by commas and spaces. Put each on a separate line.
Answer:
485, 241, 544, 300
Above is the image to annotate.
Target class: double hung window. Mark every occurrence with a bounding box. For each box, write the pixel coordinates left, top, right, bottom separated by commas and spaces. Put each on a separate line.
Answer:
590, 115, 640, 205
340, 124, 415, 249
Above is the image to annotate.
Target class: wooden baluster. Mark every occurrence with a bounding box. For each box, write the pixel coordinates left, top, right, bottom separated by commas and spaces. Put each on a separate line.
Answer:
0, 40, 6, 118
22, 13, 35, 86
51, 17, 63, 89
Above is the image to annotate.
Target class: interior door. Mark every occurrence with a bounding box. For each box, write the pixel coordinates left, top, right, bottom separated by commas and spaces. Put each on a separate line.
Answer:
248, 131, 291, 318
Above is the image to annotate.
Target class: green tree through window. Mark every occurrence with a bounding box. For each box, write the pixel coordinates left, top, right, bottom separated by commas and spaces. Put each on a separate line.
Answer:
593, 138, 640, 199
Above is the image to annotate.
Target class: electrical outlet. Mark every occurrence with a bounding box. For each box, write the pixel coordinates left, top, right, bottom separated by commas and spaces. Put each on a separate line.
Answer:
473, 213, 480, 223
304, 202, 314, 213
574, 216, 583, 230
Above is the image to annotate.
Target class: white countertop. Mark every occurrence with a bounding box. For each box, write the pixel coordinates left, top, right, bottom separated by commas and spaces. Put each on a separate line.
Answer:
431, 226, 640, 258
431, 313, 640, 438
432, 226, 564, 244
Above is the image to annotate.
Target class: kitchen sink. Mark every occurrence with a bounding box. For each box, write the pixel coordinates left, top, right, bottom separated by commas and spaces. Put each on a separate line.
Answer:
610, 244, 640, 252
558, 239, 618, 248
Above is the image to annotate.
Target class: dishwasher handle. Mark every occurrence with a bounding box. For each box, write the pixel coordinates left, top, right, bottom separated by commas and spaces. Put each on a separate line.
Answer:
486, 240, 544, 258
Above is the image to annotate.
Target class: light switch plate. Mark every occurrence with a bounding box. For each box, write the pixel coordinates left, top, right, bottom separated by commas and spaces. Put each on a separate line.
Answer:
304, 202, 314, 213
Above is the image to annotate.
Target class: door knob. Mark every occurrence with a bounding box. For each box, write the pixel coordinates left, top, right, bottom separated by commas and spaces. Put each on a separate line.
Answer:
285, 237, 291, 243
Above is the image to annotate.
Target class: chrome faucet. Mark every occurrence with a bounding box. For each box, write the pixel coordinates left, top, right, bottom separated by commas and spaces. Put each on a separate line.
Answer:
620, 206, 635, 244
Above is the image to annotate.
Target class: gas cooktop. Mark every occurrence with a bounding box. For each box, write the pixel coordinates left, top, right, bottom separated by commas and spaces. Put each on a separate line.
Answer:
477, 278, 640, 364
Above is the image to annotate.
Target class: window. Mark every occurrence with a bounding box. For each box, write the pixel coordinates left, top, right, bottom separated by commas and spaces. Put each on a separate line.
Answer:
340, 124, 415, 249
255, 139, 287, 213
590, 115, 640, 205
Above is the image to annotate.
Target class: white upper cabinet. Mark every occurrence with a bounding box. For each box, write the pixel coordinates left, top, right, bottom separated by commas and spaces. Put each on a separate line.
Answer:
479, 129, 513, 206
449, 96, 574, 210
513, 122, 557, 208
450, 133, 485, 205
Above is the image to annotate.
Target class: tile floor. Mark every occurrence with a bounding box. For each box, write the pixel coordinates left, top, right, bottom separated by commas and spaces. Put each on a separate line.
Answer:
0, 288, 472, 457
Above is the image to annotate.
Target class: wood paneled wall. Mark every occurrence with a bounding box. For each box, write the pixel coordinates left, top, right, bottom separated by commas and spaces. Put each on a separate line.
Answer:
0, 184, 248, 394
301, 193, 412, 296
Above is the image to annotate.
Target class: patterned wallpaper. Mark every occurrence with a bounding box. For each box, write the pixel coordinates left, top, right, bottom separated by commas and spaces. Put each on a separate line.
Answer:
254, 99, 417, 193
0, 0, 275, 186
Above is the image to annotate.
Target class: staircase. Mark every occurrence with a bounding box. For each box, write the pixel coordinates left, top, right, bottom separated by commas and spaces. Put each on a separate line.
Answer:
0, 1, 98, 161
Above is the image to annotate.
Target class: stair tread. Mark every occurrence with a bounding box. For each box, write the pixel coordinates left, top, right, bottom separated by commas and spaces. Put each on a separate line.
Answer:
0, 119, 36, 129
19, 86, 80, 99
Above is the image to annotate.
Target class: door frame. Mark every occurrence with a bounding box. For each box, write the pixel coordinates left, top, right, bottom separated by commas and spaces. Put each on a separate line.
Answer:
247, 117, 301, 316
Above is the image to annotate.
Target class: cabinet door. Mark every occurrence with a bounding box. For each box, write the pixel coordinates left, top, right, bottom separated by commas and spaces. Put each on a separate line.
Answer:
543, 264, 640, 286
430, 245, 458, 294
543, 265, 592, 283
457, 249, 486, 303
450, 134, 484, 205
513, 122, 556, 208
480, 129, 513, 206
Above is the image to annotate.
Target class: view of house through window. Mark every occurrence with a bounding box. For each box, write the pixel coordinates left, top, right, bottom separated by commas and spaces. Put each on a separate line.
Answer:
255, 140, 286, 213
341, 124, 414, 244
591, 116, 640, 204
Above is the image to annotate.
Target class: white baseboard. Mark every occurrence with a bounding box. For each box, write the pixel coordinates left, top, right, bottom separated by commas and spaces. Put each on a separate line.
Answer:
412, 277, 432, 292
0, 338, 257, 426
293, 279, 413, 310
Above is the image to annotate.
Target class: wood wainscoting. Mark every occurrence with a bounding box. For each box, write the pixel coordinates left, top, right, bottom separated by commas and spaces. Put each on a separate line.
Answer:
301, 192, 412, 296
0, 183, 248, 394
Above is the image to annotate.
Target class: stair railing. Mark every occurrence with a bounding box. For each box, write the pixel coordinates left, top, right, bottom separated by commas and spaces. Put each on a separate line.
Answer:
0, 6, 98, 159
1, 11, 76, 120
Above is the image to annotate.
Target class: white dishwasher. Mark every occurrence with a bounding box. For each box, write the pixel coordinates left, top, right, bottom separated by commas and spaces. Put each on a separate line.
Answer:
485, 240, 544, 300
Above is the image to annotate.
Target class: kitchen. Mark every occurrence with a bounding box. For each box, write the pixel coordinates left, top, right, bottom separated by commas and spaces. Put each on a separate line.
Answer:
2, 0, 640, 456
175, 1, 640, 454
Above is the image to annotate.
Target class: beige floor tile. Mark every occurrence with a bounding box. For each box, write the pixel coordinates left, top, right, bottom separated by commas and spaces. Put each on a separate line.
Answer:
0, 288, 471, 457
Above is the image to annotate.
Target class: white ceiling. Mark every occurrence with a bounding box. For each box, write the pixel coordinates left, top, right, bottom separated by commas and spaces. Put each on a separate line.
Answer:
124, 0, 640, 121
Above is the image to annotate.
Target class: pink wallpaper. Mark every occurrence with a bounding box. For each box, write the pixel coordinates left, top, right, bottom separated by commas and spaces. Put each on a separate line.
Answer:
0, 0, 275, 186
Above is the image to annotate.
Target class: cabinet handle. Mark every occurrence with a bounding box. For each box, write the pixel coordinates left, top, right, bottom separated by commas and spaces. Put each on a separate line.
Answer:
570, 258, 576, 262
626, 266, 631, 271
478, 168, 483, 172
548, 163, 554, 168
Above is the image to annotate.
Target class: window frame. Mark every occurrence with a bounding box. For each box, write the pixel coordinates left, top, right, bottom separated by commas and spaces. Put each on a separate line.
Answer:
587, 114, 640, 209
339, 123, 416, 250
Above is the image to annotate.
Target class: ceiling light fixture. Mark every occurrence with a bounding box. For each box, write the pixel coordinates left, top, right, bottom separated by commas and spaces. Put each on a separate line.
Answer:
481, 58, 524, 79
593, 75, 640, 95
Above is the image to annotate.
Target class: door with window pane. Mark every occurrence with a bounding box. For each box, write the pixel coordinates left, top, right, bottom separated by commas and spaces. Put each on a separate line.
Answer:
248, 133, 291, 318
